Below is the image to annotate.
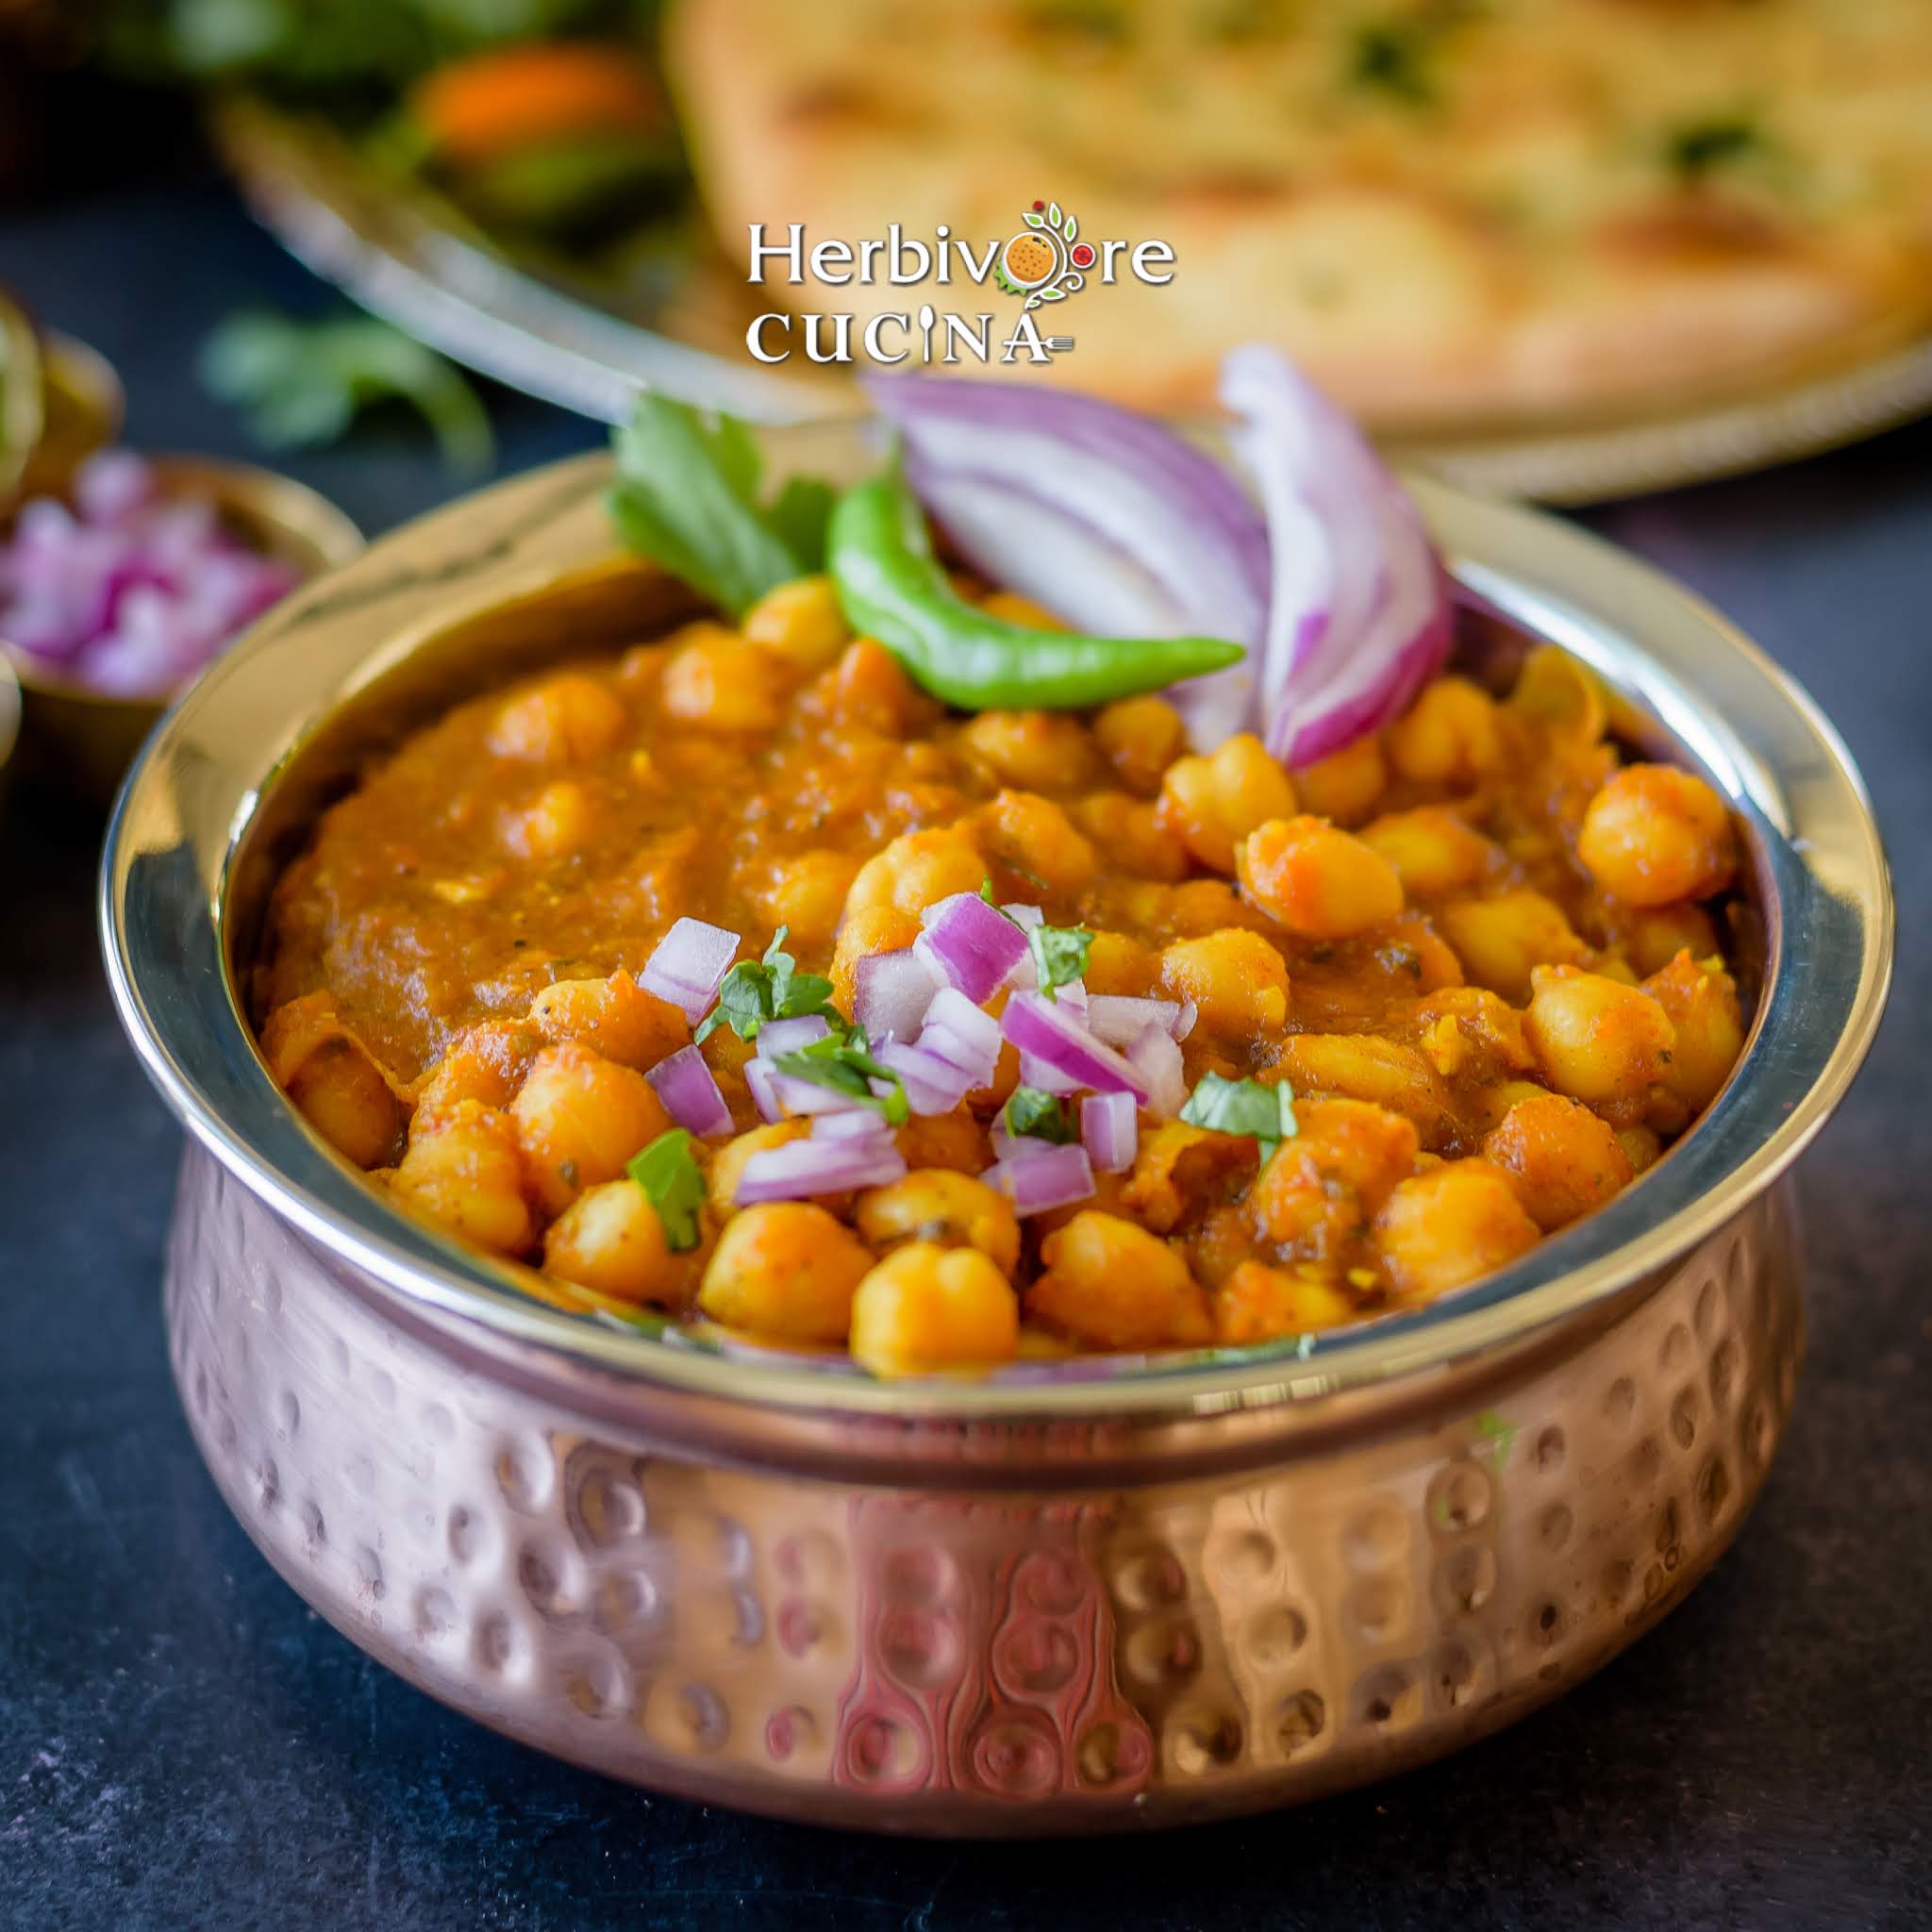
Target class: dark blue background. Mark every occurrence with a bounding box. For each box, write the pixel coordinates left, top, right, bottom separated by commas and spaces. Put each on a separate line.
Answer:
2, 165, 1927, 1932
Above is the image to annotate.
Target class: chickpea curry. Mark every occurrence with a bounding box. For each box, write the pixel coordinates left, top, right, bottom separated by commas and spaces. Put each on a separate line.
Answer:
256, 568, 1749, 1377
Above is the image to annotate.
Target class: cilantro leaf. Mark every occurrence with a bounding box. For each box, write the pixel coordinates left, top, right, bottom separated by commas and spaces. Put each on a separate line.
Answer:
626, 1127, 706, 1252
1028, 922, 1092, 1001
694, 925, 840, 1045
607, 395, 831, 618
771, 1027, 910, 1126
200, 308, 494, 474
1179, 1072, 1298, 1164
1002, 1086, 1075, 1144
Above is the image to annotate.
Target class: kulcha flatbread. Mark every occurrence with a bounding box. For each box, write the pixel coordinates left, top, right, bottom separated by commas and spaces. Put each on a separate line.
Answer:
665, 0, 1932, 429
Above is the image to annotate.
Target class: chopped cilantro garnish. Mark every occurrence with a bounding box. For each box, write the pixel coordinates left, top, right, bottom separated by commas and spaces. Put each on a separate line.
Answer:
1028, 921, 1092, 1001
1002, 1085, 1076, 1144
626, 1128, 706, 1253
1179, 1072, 1298, 1164
771, 1027, 910, 1126
1665, 114, 1763, 182
695, 925, 840, 1045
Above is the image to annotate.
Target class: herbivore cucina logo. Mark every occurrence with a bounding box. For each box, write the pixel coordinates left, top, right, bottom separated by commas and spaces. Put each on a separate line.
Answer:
744, 199, 1175, 369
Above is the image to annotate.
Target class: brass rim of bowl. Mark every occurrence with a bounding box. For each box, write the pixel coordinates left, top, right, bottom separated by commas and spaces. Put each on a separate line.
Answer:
2, 455, 364, 708
0, 292, 45, 505
98, 431, 1894, 1428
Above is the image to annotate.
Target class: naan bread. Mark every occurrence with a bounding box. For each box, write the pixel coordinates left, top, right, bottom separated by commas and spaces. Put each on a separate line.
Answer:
666, 0, 1932, 429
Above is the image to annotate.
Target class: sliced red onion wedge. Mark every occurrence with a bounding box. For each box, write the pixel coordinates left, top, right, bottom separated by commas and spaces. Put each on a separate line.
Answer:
863, 375, 1270, 667
641, 918, 741, 1024
644, 1045, 733, 1138
914, 891, 1030, 1004
1081, 1092, 1138, 1174
869, 1040, 976, 1116
1084, 994, 1193, 1047
1002, 992, 1150, 1103
735, 1137, 908, 1206
1218, 345, 1452, 769
1125, 1022, 1186, 1120
852, 947, 939, 1043
1017, 1050, 1081, 1096
983, 1141, 1097, 1218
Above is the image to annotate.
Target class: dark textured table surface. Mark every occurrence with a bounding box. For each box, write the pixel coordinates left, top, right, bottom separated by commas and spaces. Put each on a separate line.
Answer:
2, 166, 1927, 1932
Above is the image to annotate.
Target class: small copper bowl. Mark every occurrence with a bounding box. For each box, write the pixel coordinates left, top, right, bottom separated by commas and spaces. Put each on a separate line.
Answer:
3, 451, 363, 805
100, 430, 1891, 1833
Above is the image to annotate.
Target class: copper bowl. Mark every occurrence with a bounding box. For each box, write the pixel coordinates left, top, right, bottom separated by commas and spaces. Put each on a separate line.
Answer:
99, 428, 1891, 1833
3, 452, 363, 806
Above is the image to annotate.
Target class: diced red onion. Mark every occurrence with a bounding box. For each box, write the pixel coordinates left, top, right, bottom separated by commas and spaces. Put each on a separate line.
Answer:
1002, 991, 1151, 1103
757, 1014, 831, 1058
1081, 1092, 1139, 1173
916, 989, 1002, 1083
1125, 1022, 1186, 1120
1084, 994, 1191, 1048
984, 1141, 1097, 1218
913, 891, 1030, 1003
813, 1108, 899, 1142
641, 918, 741, 1024
863, 373, 1268, 680
735, 1137, 908, 1206
644, 1044, 733, 1137
1017, 1050, 1081, 1095
852, 947, 940, 1043
869, 1040, 976, 1116
745, 1057, 779, 1124
1218, 345, 1452, 767
1002, 903, 1044, 929
767, 1071, 871, 1118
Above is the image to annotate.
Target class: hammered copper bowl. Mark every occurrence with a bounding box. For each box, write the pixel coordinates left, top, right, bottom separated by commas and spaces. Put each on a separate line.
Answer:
100, 428, 1891, 1834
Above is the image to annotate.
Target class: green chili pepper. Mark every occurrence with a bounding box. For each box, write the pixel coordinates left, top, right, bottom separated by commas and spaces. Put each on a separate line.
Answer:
826, 465, 1246, 709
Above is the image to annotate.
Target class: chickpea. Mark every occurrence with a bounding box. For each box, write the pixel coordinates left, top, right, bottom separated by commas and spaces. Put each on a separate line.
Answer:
542, 1178, 689, 1305
741, 574, 849, 672
506, 778, 598, 860
1212, 1261, 1357, 1344
1157, 732, 1296, 873
1094, 695, 1187, 795
895, 1109, 992, 1174
1524, 965, 1675, 1108
1239, 814, 1405, 938
976, 789, 1097, 894
1270, 1035, 1454, 1147
411, 1019, 539, 1126
1158, 929, 1290, 1035
1166, 877, 1253, 936
660, 624, 795, 733
708, 1120, 810, 1215
1481, 1092, 1634, 1231
958, 709, 1097, 793
1083, 930, 1158, 996
1508, 644, 1606, 745
1026, 1211, 1211, 1351
820, 638, 928, 737
527, 969, 690, 1072
1616, 1124, 1663, 1174
1374, 1160, 1539, 1303
390, 1100, 534, 1255
285, 1038, 407, 1168
1291, 734, 1387, 826
261, 995, 407, 1167
696, 1202, 874, 1343
849, 1242, 1020, 1376
1122, 1122, 1259, 1235
488, 672, 626, 763
1072, 792, 1190, 882
1642, 949, 1745, 1112
1358, 806, 1495, 899
1621, 902, 1721, 979
759, 849, 864, 950
1379, 917, 1466, 992
1249, 1097, 1419, 1249
1578, 765, 1736, 908
1385, 675, 1504, 788
855, 1170, 1021, 1274
1438, 889, 1588, 1000
508, 1042, 673, 1216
